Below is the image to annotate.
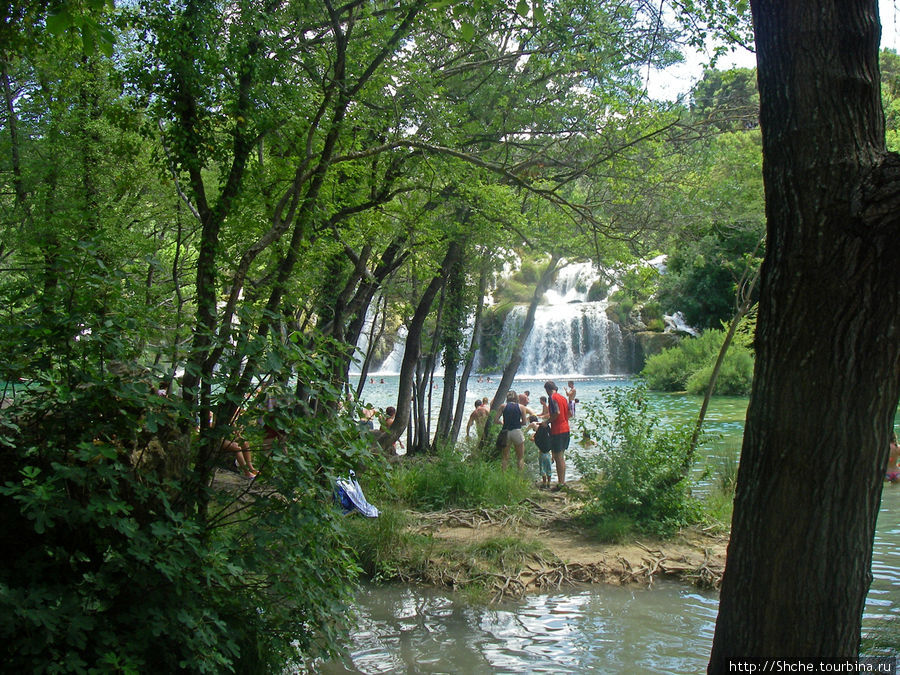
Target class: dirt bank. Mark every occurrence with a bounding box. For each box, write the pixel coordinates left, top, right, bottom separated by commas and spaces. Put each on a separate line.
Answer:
409, 481, 727, 601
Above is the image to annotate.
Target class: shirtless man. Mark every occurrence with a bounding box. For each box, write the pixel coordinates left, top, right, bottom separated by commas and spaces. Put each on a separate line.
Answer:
466, 399, 490, 437
566, 381, 577, 417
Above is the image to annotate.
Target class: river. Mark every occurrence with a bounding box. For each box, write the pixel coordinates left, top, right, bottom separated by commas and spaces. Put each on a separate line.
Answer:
320, 376, 900, 673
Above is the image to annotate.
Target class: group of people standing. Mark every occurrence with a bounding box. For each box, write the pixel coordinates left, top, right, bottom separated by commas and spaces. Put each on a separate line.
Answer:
469, 380, 573, 491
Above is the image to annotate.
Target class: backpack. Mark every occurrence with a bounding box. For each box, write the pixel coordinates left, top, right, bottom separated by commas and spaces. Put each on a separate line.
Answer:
533, 424, 551, 453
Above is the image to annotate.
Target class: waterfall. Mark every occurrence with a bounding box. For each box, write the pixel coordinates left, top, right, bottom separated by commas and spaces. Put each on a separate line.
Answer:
373, 326, 406, 375
499, 262, 632, 377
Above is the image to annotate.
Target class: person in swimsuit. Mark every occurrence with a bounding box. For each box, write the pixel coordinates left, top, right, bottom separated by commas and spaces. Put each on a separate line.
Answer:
466, 399, 490, 438
566, 381, 577, 417
886, 432, 900, 483
496, 390, 527, 472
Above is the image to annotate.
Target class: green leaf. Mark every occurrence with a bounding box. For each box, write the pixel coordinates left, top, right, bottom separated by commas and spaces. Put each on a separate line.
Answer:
516, 0, 529, 17
460, 21, 474, 41
98, 444, 118, 460
46, 10, 70, 35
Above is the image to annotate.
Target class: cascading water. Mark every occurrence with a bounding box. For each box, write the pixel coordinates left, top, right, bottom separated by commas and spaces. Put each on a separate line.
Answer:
500, 262, 633, 377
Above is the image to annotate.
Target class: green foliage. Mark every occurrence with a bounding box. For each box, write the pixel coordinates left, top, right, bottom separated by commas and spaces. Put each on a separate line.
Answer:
696, 440, 740, 531
882, 49, 900, 152
581, 513, 637, 543
573, 384, 701, 536
641, 328, 754, 395
389, 448, 533, 510
691, 67, 759, 131
341, 505, 432, 581
610, 264, 659, 306
0, 355, 373, 672
658, 127, 765, 331
473, 304, 507, 373
465, 536, 549, 574
685, 345, 754, 395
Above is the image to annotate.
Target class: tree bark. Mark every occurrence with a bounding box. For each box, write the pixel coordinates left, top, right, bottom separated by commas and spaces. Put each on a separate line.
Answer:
435, 235, 469, 445
709, 1, 900, 667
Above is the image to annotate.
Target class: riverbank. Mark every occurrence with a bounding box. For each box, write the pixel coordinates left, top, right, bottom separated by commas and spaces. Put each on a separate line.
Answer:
213, 469, 727, 602
358, 480, 727, 603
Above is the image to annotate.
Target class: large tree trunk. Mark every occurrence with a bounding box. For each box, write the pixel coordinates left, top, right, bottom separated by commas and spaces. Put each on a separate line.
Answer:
709, 1, 900, 668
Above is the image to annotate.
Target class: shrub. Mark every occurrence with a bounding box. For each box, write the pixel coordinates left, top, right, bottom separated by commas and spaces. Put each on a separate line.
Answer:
0, 363, 369, 673
641, 328, 754, 395
640, 301, 664, 323
685, 347, 755, 395
341, 505, 430, 580
390, 447, 532, 510
573, 384, 701, 536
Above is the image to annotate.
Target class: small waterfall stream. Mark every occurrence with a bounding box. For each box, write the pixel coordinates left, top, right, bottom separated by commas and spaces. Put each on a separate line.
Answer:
501, 262, 632, 377
357, 261, 638, 377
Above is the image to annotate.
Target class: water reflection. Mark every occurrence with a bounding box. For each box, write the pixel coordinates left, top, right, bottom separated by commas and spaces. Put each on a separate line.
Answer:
318, 583, 720, 674
318, 484, 899, 673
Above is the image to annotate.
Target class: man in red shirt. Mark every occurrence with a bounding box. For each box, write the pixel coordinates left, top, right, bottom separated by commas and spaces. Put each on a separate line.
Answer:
543, 380, 570, 490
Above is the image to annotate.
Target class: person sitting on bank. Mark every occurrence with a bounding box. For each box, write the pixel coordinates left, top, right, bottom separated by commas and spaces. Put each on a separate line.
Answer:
381, 405, 403, 452
496, 390, 528, 472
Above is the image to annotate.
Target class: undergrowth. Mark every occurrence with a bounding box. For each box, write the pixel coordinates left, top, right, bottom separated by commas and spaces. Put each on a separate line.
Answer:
386, 447, 533, 510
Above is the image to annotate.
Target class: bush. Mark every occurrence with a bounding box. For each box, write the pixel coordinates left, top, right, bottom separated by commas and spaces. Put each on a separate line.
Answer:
0, 363, 370, 673
573, 384, 701, 536
685, 346, 754, 395
341, 505, 430, 580
641, 328, 754, 395
390, 447, 532, 510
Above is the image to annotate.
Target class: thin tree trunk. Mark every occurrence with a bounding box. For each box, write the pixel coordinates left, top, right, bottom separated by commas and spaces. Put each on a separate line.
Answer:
421, 283, 445, 451
388, 240, 463, 453
1, 58, 31, 223
435, 236, 468, 445
709, 0, 900, 667
690, 249, 762, 456
451, 258, 490, 444
356, 294, 388, 398
488, 254, 559, 412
